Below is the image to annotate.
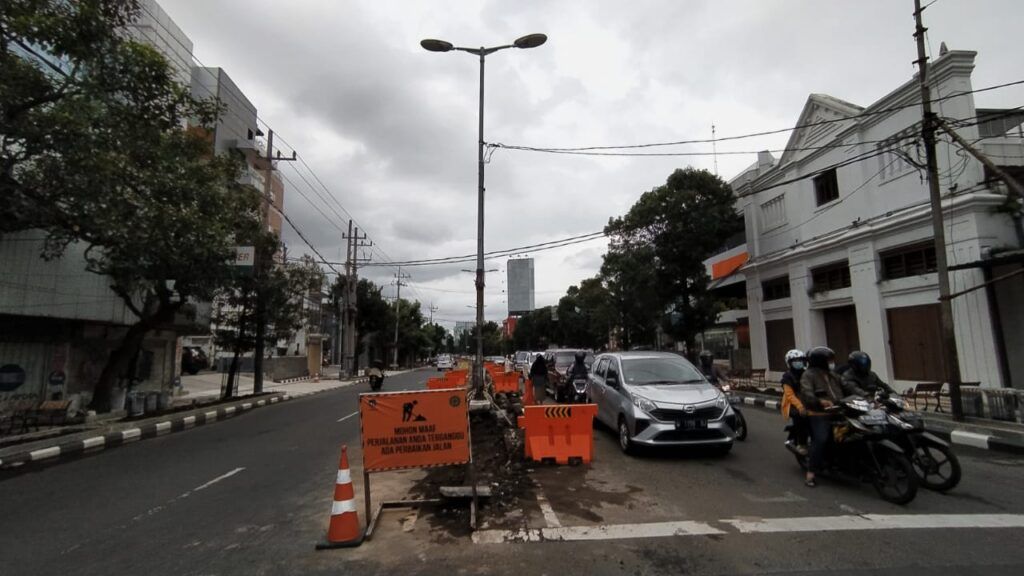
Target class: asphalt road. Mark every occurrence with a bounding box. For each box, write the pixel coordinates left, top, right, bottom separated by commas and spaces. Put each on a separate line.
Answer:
1, 370, 1022, 576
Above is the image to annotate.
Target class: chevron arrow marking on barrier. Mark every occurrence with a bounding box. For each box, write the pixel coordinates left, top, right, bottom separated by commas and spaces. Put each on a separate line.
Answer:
544, 406, 572, 418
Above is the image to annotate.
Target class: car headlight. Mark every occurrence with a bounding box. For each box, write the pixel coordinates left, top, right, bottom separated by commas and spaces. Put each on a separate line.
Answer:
631, 395, 657, 414
716, 393, 728, 408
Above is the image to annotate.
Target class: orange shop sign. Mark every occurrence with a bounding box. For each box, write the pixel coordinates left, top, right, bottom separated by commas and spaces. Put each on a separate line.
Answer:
359, 389, 470, 472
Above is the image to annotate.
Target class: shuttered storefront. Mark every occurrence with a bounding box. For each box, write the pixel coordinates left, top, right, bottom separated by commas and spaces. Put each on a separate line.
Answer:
824, 305, 860, 363
887, 304, 945, 381
765, 319, 796, 372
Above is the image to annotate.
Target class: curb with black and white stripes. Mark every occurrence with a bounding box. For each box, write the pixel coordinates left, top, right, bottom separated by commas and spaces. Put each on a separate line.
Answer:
732, 392, 1024, 455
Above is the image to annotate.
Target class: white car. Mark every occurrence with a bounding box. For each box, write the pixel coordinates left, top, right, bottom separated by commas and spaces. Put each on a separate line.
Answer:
436, 354, 454, 371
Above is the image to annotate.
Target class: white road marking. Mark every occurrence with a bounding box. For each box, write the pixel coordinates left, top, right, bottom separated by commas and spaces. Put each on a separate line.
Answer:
473, 514, 1024, 544
742, 491, 806, 503
82, 436, 105, 450
473, 521, 724, 544
950, 430, 989, 449
533, 479, 562, 528
193, 467, 246, 492
402, 508, 420, 532
336, 411, 359, 423
723, 514, 1024, 533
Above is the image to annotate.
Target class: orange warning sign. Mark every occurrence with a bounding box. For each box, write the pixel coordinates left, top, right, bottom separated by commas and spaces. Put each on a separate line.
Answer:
359, 389, 470, 472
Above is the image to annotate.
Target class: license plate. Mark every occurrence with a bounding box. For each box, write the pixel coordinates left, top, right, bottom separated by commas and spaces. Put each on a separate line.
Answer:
676, 418, 707, 430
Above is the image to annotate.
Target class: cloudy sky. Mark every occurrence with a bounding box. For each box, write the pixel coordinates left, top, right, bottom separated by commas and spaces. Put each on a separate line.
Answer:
160, 0, 1023, 329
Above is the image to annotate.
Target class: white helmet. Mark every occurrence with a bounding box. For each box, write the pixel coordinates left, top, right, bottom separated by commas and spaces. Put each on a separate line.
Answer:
785, 349, 805, 364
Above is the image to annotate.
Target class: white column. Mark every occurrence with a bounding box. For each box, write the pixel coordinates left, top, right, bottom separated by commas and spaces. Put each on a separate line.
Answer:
848, 242, 892, 381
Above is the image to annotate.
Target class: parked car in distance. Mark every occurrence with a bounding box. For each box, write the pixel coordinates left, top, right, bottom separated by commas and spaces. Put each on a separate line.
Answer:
545, 349, 594, 401
181, 346, 209, 375
588, 351, 737, 455
486, 355, 506, 366
436, 354, 454, 371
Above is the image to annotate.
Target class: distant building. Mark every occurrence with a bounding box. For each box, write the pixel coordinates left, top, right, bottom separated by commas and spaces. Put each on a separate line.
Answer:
507, 258, 535, 316
453, 321, 475, 336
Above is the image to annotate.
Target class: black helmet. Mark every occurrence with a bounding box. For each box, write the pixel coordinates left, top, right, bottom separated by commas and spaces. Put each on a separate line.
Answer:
848, 351, 871, 375
698, 350, 713, 366
574, 351, 586, 363
806, 346, 835, 370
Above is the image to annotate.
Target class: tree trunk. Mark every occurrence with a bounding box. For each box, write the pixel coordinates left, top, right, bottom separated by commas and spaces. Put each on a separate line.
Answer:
90, 303, 177, 413
224, 348, 241, 399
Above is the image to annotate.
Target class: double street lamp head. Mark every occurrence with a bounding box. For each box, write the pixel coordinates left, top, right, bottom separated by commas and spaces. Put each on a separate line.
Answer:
420, 33, 547, 53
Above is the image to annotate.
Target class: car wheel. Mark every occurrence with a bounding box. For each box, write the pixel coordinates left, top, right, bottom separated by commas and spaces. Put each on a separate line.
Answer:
618, 416, 635, 455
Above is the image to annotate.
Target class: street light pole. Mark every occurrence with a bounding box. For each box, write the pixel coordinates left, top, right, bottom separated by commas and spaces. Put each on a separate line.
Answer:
421, 33, 547, 397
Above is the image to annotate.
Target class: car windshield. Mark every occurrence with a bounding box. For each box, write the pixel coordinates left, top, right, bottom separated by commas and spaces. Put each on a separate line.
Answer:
515, 352, 530, 362
620, 357, 707, 385
553, 351, 594, 368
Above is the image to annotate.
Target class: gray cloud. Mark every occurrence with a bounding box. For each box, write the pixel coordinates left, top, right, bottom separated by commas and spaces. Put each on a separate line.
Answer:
161, 0, 1024, 327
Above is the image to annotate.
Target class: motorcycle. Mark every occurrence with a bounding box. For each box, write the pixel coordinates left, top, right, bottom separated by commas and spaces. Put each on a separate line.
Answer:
568, 376, 589, 404
877, 393, 962, 492
785, 396, 918, 504
717, 382, 748, 441
367, 368, 385, 392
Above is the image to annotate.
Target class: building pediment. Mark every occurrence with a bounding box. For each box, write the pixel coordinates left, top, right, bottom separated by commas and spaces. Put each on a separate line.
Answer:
778, 94, 863, 167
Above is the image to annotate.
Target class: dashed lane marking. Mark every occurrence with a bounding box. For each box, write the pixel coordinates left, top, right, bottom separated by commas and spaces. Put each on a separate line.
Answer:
337, 411, 359, 423
192, 467, 246, 492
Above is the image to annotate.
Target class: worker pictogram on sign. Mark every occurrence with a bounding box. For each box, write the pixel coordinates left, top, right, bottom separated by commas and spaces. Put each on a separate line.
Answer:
544, 406, 573, 418
359, 389, 470, 473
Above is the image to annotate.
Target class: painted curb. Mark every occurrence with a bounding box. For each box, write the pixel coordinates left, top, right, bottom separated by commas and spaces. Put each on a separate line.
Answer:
0, 371, 417, 470
731, 391, 1024, 455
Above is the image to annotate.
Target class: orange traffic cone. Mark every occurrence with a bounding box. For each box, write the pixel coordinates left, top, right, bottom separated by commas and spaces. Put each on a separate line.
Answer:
315, 445, 364, 549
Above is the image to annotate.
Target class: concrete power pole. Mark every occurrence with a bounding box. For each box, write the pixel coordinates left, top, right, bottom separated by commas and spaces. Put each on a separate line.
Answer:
342, 223, 371, 377
913, 0, 964, 420
254, 128, 295, 394
391, 267, 410, 369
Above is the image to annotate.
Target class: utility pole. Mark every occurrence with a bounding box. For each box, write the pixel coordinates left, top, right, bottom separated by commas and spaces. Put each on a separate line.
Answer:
254, 128, 295, 394
391, 267, 410, 369
429, 302, 438, 325
913, 0, 964, 420
342, 223, 371, 377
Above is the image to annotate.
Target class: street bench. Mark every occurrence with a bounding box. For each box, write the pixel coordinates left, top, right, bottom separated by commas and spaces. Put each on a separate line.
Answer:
0, 399, 71, 435
903, 382, 946, 412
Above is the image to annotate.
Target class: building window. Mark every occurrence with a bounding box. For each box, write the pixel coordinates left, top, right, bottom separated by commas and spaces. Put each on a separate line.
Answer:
761, 276, 791, 301
759, 193, 787, 230
813, 169, 839, 206
811, 261, 851, 293
881, 242, 937, 280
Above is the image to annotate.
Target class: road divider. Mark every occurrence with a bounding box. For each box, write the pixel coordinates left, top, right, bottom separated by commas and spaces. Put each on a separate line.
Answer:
519, 404, 598, 465
490, 372, 520, 395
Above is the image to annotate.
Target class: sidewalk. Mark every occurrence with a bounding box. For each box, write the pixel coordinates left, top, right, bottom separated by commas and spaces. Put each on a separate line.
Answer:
732, 390, 1024, 455
0, 371, 404, 470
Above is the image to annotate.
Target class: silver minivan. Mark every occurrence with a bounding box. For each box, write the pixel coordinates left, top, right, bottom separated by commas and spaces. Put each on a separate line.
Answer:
588, 351, 738, 455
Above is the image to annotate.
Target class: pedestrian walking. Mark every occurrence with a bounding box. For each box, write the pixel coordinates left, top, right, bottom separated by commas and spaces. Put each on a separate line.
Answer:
529, 353, 549, 404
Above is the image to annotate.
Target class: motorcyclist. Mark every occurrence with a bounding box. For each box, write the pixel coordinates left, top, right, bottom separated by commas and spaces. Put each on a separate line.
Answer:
798, 346, 845, 488
698, 350, 729, 385
841, 351, 896, 399
780, 349, 809, 454
563, 351, 590, 402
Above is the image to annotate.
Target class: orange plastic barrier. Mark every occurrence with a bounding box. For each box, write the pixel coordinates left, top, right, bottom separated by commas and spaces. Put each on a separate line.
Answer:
523, 378, 536, 405
425, 377, 449, 390
443, 369, 469, 388
520, 404, 597, 465
491, 372, 520, 395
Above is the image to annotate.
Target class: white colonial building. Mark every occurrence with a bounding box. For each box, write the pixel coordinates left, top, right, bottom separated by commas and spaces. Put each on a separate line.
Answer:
706, 49, 1024, 391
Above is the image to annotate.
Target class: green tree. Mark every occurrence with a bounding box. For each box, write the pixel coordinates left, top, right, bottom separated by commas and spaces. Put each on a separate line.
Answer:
214, 254, 324, 398
2, 1, 265, 410
605, 168, 741, 351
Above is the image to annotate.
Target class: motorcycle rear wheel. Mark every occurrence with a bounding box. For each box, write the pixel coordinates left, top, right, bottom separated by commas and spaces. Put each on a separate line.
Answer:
873, 451, 918, 505
912, 443, 962, 492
